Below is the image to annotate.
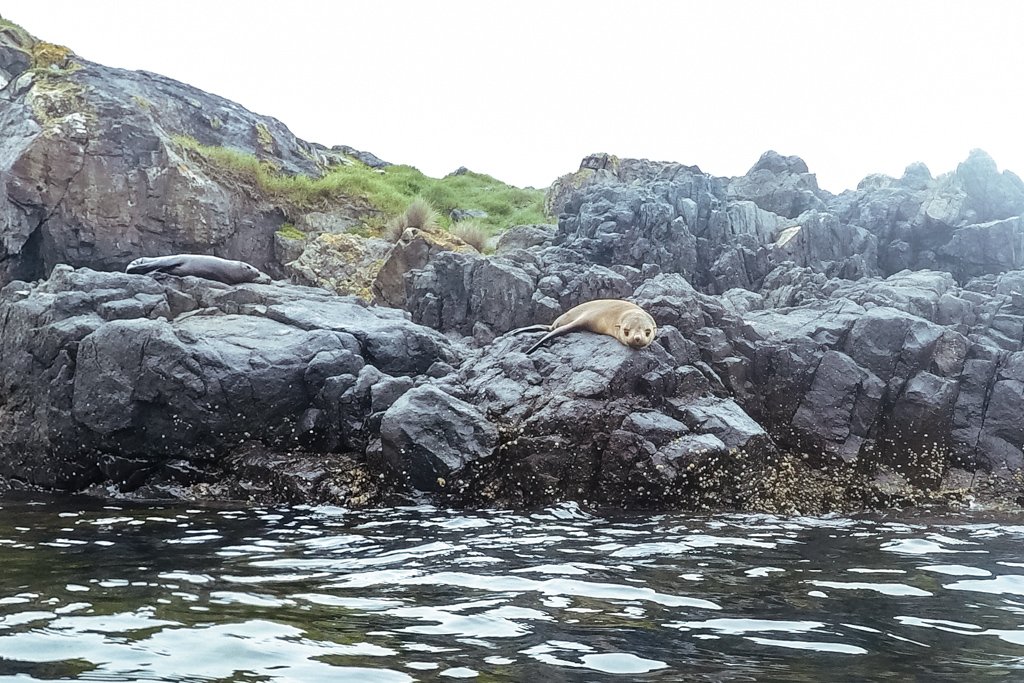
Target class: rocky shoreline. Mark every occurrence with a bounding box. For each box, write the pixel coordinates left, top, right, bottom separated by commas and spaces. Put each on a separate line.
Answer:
2, 20, 1024, 512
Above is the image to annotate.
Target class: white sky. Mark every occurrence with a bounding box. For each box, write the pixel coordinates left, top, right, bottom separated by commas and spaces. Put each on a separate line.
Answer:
3, 1, 1023, 192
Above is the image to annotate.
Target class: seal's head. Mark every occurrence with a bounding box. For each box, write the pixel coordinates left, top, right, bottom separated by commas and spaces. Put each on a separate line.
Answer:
617, 310, 657, 349
237, 261, 271, 283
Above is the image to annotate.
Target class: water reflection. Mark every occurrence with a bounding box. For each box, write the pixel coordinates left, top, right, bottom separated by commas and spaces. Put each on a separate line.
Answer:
0, 498, 1021, 680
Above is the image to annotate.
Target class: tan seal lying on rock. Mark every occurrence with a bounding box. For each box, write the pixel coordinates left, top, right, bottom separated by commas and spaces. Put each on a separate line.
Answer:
126, 254, 269, 285
511, 299, 657, 354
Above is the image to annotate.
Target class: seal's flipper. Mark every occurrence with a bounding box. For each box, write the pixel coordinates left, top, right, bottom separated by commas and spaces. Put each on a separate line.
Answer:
510, 324, 550, 336
126, 256, 185, 275
525, 322, 580, 354
126, 262, 169, 275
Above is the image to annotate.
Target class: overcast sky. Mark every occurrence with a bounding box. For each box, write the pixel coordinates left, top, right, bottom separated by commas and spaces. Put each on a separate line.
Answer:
4, 1, 1022, 192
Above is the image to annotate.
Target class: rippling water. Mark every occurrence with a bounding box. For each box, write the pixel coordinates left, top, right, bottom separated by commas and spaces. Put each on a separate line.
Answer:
0, 496, 1023, 681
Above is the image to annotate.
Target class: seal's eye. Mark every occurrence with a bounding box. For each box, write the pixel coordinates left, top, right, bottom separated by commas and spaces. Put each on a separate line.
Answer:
623, 327, 631, 336
645, 329, 652, 337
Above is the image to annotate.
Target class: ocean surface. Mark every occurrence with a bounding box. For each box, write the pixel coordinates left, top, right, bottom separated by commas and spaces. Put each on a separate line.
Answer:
0, 495, 1022, 682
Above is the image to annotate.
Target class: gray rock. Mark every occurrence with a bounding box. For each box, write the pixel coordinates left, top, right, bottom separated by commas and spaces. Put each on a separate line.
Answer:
495, 224, 557, 254
0, 266, 456, 494
380, 385, 498, 491
329, 144, 390, 168
727, 150, 828, 219
376, 329, 776, 508
449, 208, 488, 223
8, 23, 1024, 512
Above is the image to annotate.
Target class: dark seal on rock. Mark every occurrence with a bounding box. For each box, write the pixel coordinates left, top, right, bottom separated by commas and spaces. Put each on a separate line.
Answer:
126, 254, 269, 285
512, 299, 657, 354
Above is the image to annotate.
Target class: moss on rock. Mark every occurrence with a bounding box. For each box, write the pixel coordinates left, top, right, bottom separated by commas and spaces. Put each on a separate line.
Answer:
285, 232, 392, 300
255, 121, 275, 154
0, 15, 36, 50
276, 224, 306, 240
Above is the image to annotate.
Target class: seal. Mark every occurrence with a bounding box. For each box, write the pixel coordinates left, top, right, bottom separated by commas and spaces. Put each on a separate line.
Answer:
125, 254, 269, 285
511, 299, 657, 354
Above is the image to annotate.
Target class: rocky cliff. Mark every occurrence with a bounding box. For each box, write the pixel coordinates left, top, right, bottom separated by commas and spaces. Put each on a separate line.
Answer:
2, 18, 1024, 512
0, 19, 386, 286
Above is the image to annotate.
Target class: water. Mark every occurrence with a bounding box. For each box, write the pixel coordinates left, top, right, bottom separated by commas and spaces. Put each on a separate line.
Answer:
0, 497, 1022, 681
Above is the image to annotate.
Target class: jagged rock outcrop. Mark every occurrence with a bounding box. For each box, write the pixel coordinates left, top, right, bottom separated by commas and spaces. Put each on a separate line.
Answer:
390, 263, 1024, 509
0, 266, 455, 499
5, 18, 1024, 512
381, 326, 774, 508
727, 150, 829, 219
387, 149, 1024, 510
828, 149, 1024, 278
736, 267, 1024, 481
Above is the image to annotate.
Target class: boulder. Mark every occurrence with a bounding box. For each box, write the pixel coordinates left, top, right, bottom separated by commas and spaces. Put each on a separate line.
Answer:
285, 232, 392, 299
371, 228, 475, 309
381, 385, 499, 491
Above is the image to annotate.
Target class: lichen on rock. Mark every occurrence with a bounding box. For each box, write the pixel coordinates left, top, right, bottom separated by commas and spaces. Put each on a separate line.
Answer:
286, 232, 392, 300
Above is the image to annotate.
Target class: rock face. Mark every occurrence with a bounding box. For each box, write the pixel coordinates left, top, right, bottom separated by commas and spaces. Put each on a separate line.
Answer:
285, 232, 392, 299
371, 228, 476, 309
5, 20, 1024, 512
0, 24, 379, 286
0, 266, 455, 500
399, 326, 775, 509
383, 148, 1024, 511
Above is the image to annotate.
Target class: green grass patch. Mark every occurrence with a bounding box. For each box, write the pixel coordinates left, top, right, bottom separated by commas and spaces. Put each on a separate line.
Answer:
276, 223, 305, 240
173, 135, 548, 233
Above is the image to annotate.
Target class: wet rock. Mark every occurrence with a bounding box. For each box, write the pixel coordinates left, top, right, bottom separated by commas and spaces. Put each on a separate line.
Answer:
0, 266, 455, 495
380, 385, 498, 492
377, 330, 775, 508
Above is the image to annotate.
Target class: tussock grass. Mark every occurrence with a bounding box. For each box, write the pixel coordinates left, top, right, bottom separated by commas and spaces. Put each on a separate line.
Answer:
382, 216, 406, 243
383, 197, 441, 242
403, 197, 440, 230
451, 219, 488, 252
173, 135, 547, 233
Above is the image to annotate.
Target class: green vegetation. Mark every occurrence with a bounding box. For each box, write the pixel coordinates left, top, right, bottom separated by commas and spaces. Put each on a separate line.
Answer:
401, 197, 440, 230
255, 122, 274, 153
31, 41, 72, 70
172, 135, 548, 234
452, 219, 489, 252
276, 223, 305, 240
384, 197, 440, 241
